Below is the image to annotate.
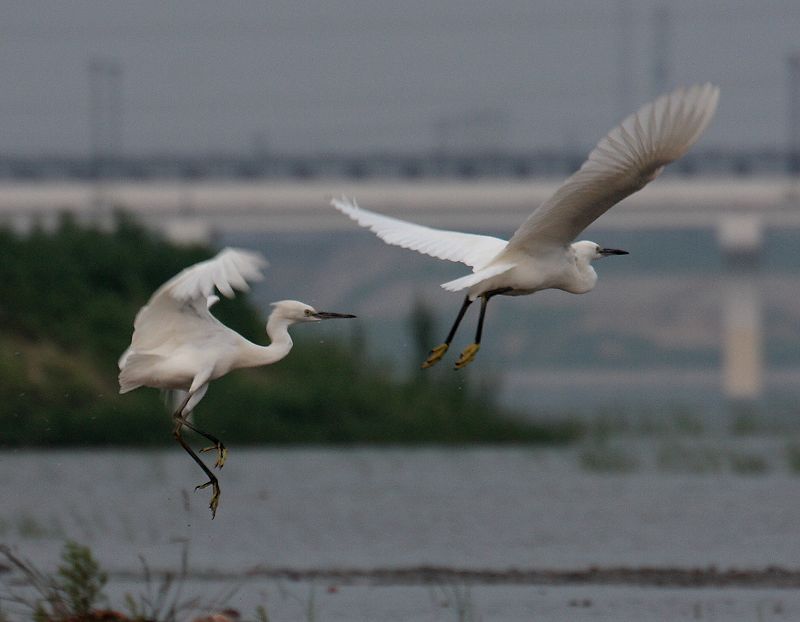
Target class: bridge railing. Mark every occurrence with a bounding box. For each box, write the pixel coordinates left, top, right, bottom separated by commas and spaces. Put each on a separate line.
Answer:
0, 149, 795, 181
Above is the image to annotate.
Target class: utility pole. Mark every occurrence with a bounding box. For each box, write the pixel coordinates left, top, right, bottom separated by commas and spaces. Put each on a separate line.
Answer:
652, 5, 670, 96
88, 58, 123, 216
616, 0, 634, 117
788, 53, 800, 175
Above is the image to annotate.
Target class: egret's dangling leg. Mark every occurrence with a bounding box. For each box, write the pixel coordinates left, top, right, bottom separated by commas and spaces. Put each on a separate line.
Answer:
171, 388, 222, 518
173, 415, 221, 518
422, 295, 473, 368
455, 288, 510, 369
185, 422, 227, 469
174, 385, 227, 468
454, 296, 488, 369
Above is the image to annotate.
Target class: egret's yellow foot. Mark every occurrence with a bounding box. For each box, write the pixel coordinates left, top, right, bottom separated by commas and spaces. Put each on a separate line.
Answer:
422, 343, 449, 368
454, 343, 480, 369
201, 443, 228, 469
196, 479, 221, 519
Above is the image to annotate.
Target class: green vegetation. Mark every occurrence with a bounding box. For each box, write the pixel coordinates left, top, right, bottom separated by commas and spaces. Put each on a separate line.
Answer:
0, 542, 108, 622
0, 214, 577, 446
0, 541, 239, 621
1, 542, 481, 621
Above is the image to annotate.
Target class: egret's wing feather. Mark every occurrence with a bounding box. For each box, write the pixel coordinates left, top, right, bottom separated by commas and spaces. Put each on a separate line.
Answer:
167, 247, 267, 302
441, 262, 516, 293
502, 83, 719, 256
125, 248, 268, 356
332, 197, 507, 270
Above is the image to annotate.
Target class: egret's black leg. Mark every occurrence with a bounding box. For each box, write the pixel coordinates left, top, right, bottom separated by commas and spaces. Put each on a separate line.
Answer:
454, 288, 510, 370
421, 295, 473, 369
181, 419, 227, 469
173, 392, 227, 468
474, 295, 490, 343
454, 296, 487, 369
171, 393, 221, 518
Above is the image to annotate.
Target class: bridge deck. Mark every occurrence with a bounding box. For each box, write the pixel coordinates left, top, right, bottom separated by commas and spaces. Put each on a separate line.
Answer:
0, 177, 799, 234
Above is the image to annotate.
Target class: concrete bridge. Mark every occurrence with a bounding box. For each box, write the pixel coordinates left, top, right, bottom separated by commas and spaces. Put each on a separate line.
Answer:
0, 177, 798, 238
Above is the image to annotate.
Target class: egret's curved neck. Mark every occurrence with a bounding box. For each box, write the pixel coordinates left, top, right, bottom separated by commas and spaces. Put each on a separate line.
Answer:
240, 315, 294, 368
570, 246, 599, 294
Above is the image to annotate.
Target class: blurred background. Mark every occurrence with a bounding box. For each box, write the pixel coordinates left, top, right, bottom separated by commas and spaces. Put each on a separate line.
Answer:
2, 0, 800, 419
3, 2, 800, 620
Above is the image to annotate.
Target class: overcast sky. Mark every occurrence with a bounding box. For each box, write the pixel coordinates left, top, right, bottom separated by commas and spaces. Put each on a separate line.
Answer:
2, 0, 799, 156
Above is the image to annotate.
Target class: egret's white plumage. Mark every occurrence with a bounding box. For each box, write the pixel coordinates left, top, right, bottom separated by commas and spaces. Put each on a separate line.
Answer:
118, 247, 355, 517
332, 83, 719, 368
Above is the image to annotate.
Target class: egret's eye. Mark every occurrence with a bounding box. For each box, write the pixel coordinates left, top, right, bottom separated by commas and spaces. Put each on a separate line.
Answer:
304, 309, 312, 316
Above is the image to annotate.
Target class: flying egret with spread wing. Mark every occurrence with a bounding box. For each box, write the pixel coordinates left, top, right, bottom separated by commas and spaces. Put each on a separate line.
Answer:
332, 83, 719, 369
118, 248, 356, 517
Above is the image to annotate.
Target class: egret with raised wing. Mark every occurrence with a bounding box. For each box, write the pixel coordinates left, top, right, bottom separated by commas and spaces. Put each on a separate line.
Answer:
332, 83, 719, 369
118, 248, 356, 517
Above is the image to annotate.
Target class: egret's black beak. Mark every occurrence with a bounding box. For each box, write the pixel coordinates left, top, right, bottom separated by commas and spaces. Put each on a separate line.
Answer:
600, 248, 629, 256
313, 311, 357, 320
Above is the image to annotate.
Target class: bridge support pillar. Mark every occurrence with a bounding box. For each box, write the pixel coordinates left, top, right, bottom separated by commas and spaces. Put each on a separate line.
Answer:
717, 216, 763, 425
161, 217, 213, 245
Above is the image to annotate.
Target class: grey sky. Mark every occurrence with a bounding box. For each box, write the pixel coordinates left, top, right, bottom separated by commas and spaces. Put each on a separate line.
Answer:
1, 0, 798, 156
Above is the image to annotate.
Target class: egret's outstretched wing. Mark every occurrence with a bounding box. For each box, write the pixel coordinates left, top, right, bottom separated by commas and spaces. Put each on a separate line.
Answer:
163, 248, 268, 302
332, 197, 507, 271
124, 248, 268, 358
501, 83, 719, 257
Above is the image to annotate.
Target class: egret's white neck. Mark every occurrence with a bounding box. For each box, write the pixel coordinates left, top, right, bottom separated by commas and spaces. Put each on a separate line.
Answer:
569, 244, 599, 294
239, 315, 295, 368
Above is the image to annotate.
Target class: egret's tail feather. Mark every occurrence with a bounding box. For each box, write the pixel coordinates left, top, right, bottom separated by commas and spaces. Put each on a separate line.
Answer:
118, 352, 164, 394
440, 264, 515, 292
117, 347, 132, 370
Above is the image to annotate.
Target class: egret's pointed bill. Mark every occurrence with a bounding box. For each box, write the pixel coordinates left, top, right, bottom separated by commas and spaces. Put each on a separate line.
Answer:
599, 248, 629, 256
313, 311, 357, 319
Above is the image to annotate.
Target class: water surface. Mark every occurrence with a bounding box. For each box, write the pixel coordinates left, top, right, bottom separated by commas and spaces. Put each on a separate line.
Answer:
3, 446, 799, 620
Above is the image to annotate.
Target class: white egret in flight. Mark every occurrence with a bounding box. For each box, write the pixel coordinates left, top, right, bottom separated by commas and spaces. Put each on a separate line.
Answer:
332, 83, 719, 369
118, 248, 356, 517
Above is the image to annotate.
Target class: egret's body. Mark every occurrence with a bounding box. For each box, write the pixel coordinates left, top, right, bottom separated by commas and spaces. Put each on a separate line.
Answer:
119, 248, 355, 517
471, 241, 598, 297
332, 83, 719, 368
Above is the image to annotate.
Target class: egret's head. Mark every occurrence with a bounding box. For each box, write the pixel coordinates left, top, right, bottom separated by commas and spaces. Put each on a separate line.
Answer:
269, 300, 357, 324
573, 240, 629, 262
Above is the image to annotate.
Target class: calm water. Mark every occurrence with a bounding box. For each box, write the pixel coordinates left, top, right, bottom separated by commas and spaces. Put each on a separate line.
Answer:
3, 446, 800, 620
